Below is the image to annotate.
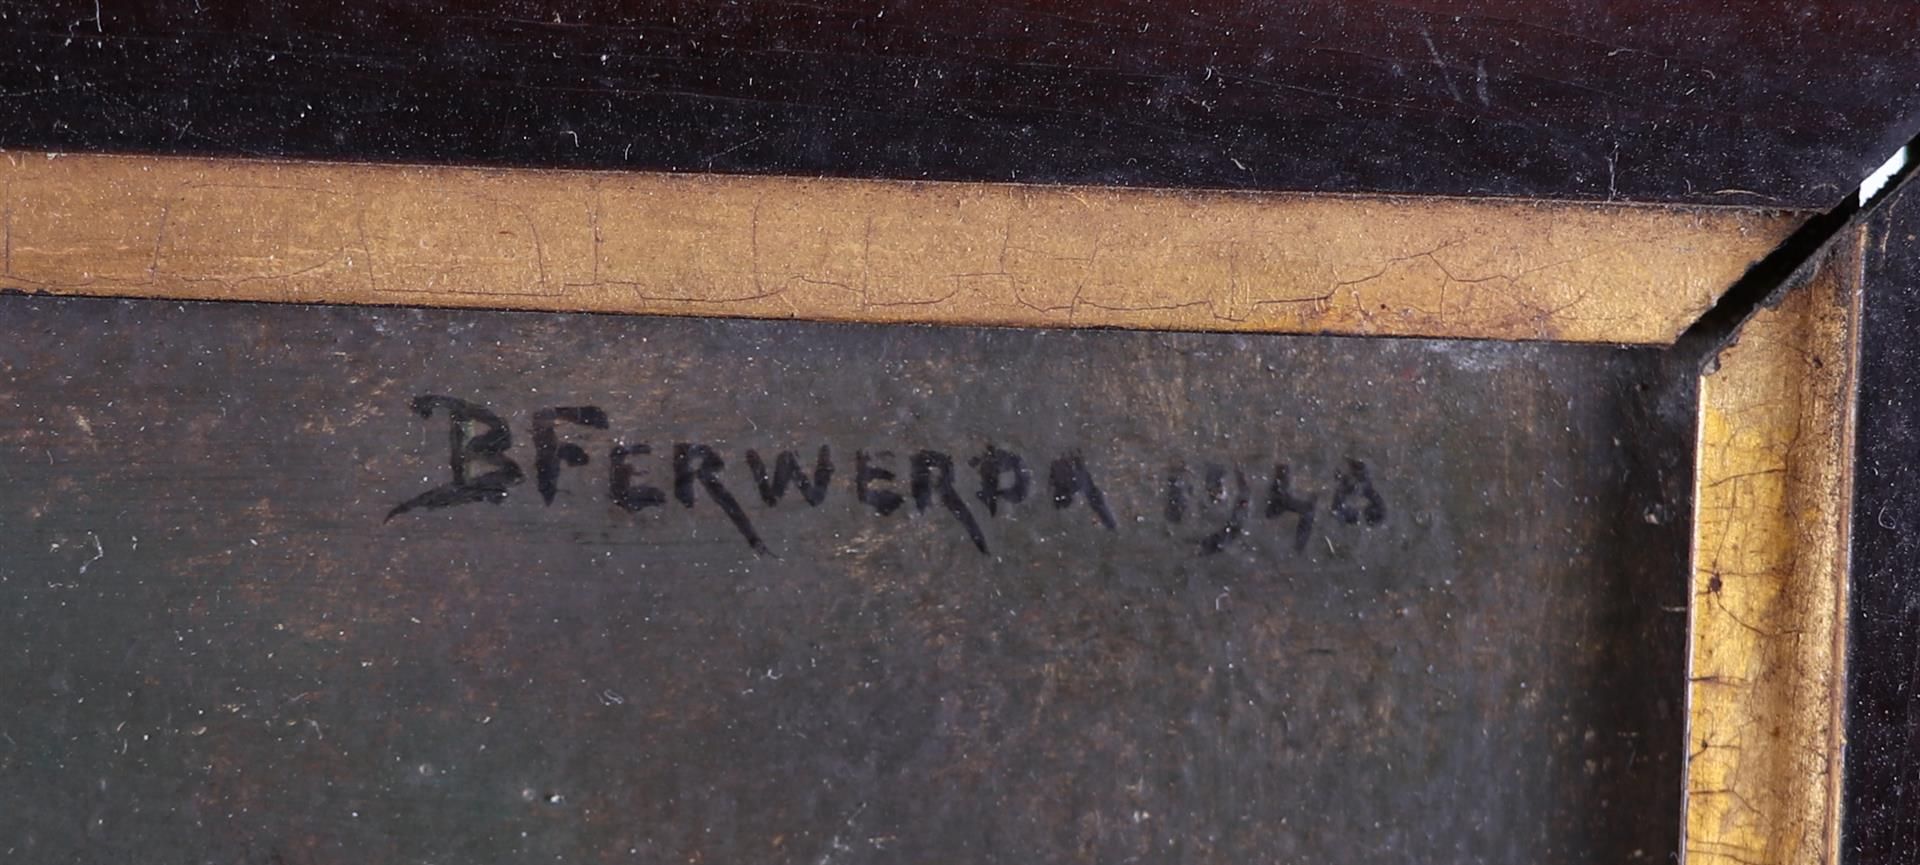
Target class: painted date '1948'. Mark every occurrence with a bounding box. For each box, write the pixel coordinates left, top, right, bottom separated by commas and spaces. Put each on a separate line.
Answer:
387, 396, 1388, 557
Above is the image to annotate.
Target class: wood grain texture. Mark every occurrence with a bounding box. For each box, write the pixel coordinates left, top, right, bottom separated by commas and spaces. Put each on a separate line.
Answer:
1687, 238, 1862, 865
0, 151, 1798, 343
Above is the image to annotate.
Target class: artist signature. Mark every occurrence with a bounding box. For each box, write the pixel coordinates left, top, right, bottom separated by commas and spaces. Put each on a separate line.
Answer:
388, 396, 1388, 557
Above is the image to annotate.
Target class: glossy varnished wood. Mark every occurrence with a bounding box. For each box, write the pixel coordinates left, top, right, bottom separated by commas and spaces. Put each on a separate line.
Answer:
1844, 177, 1920, 864
0, 1, 1915, 206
